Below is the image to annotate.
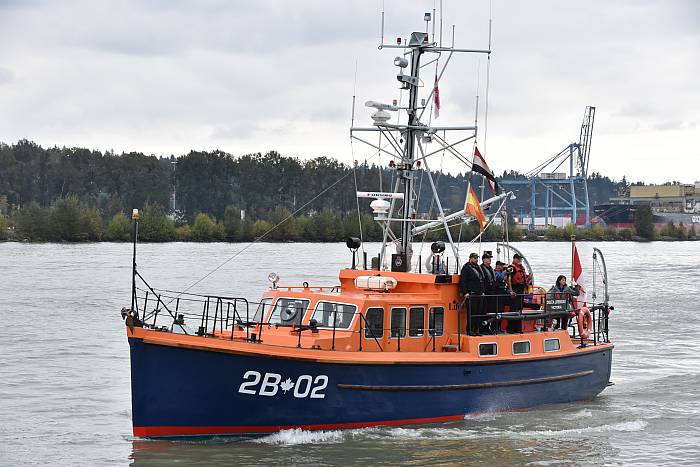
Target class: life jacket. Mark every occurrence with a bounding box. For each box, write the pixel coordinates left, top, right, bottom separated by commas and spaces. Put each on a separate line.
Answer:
460, 262, 484, 294
511, 262, 527, 286
481, 264, 495, 291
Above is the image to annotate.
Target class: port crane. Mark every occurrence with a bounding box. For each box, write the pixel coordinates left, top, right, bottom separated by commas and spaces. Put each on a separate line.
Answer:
501, 106, 595, 228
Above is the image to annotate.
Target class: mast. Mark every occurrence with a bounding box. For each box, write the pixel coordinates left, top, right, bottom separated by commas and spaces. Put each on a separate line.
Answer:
399, 44, 423, 263
351, 13, 495, 272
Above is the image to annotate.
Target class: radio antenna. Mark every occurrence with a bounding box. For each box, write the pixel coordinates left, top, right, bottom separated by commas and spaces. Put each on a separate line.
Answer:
483, 2, 493, 154
379, 1, 385, 48
439, 0, 443, 47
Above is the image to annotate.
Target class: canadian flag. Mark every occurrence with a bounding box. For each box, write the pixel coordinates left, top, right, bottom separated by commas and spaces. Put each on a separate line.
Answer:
572, 244, 586, 310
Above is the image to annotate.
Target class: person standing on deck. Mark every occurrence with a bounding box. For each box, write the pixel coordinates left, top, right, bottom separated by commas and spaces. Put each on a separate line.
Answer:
548, 275, 580, 330
509, 254, 528, 310
460, 252, 485, 335
480, 251, 496, 334
507, 253, 529, 333
494, 261, 509, 307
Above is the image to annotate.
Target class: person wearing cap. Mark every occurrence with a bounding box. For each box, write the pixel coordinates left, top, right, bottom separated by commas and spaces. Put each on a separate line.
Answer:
480, 251, 496, 334
459, 252, 485, 335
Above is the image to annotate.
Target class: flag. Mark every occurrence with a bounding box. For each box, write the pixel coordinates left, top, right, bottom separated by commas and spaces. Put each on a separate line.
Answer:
472, 147, 499, 196
433, 75, 440, 118
464, 183, 486, 230
572, 244, 586, 310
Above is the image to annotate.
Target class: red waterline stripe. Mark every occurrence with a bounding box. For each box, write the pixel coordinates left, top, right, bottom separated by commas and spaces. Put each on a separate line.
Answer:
133, 414, 470, 437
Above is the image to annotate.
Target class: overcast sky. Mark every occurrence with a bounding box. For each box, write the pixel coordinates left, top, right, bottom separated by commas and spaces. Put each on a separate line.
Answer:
0, 0, 698, 183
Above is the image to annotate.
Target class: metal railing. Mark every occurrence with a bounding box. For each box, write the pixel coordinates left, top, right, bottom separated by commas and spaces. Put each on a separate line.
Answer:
130, 275, 610, 351
133, 272, 253, 339
460, 290, 611, 345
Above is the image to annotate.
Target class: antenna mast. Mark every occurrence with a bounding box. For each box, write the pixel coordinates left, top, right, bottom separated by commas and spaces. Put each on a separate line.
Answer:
352, 12, 499, 271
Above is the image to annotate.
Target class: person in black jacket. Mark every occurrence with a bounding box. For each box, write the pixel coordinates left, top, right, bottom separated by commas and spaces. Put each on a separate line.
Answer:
480, 251, 496, 334
460, 252, 485, 335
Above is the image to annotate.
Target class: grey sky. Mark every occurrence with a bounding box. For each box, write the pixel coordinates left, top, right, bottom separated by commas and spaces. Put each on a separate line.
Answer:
0, 0, 698, 183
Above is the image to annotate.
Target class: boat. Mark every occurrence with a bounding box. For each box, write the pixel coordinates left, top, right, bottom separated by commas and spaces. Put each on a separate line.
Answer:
122, 12, 615, 438
593, 182, 700, 232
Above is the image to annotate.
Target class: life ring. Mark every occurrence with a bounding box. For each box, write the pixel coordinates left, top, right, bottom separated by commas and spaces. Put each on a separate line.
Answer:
577, 305, 592, 340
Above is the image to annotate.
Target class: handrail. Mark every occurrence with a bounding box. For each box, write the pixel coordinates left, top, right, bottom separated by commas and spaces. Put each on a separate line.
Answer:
274, 285, 340, 292
358, 313, 384, 352
132, 273, 611, 349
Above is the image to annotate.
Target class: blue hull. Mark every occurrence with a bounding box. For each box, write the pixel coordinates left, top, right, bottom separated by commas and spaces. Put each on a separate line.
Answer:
128, 337, 612, 437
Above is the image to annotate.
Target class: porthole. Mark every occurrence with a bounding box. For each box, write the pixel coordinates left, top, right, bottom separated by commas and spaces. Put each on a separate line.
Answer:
544, 338, 561, 352
478, 342, 498, 356
513, 340, 531, 355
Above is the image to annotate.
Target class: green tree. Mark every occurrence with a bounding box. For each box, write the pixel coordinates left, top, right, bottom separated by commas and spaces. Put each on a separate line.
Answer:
223, 205, 244, 241
589, 223, 604, 240
0, 214, 7, 240
251, 219, 272, 239
50, 196, 85, 241
139, 203, 176, 241
191, 212, 222, 241
17, 202, 50, 240
268, 206, 296, 240
105, 212, 132, 241
633, 205, 654, 240
175, 224, 191, 241
81, 205, 103, 241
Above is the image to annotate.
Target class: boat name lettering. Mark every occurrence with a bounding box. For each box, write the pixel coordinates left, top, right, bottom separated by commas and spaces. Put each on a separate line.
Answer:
238, 370, 328, 399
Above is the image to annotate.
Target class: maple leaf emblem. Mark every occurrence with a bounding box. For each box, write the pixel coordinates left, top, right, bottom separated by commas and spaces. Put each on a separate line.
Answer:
280, 378, 294, 393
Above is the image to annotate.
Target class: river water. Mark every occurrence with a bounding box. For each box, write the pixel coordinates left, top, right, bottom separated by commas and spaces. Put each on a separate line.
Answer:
1, 241, 699, 466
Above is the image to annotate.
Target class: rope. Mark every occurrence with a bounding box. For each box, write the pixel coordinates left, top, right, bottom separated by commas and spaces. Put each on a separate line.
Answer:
163, 165, 366, 306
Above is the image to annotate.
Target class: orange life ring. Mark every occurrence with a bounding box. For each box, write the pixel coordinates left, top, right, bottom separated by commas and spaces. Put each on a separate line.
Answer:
578, 305, 592, 339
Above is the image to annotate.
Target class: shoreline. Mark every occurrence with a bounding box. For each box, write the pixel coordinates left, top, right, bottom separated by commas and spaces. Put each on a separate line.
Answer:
2, 237, 697, 244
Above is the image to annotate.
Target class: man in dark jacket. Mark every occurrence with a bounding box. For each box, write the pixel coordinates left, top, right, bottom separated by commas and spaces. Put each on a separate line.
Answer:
480, 251, 496, 334
460, 252, 484, 335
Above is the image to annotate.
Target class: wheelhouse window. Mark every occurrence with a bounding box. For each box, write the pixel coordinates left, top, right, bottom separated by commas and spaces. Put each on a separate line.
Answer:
479, 342, 498, 356
310, 302, 357, 329
544, 338, 561, 352
268, 298, 310, 325
253, 298, 272, 322
390, 307, 406, 338
364, 307, 384, 339
513, 340, 531, 355
428, 307, 444, 337
409, 307, 425, 337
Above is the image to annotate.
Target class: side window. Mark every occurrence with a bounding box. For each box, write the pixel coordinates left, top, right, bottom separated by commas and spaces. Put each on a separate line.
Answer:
428, 307, 444, 337
544, 338, 561, 352
364, 307, 384, 338
409, 307, 425, 337
390, 307, 406, 338
269, 298, 310, 325
479, 343, 498, 356
513, 340, 531, 355
253, 298, 272, 322
310, 302, 357, 329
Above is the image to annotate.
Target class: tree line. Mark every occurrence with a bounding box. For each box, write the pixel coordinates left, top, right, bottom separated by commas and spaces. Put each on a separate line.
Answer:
0, 139, 674, 243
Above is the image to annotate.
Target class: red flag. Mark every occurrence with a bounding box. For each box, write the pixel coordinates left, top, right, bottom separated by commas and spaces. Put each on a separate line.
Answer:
433, 75, 440, 118
572, 245, 586, 309
473, 147, 499, 196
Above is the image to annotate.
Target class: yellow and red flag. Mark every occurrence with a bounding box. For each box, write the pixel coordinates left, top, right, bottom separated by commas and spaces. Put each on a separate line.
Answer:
464, 183, 486, 230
